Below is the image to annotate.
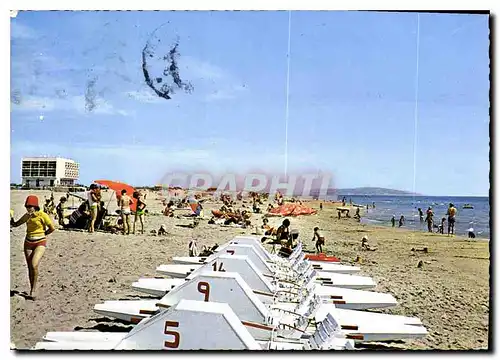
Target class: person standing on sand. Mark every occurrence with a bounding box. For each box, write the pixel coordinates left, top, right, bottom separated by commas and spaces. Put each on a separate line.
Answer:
133, 191, 147, 234
312, 227, 325, 253
10, 195, 55, 300
391, 215, 396, 227
447, 203, 457, 235
87, 184, 100, 233
319, 202, 323, 210
118, 189, 133, 235
55, 197, 67, 227
425, 207, 434, 233
399, 215, 405, 227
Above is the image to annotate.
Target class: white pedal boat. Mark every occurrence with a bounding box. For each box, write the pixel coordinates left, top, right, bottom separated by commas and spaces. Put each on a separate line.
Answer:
94, 272, 426, 343
36, 299, 354, 350
157, 247, 376, 290
156, 263, 375, 289
132, 255, 390, 308
173, 236, 360, 275
98, 272, 396, 325
174, 258, 360, 275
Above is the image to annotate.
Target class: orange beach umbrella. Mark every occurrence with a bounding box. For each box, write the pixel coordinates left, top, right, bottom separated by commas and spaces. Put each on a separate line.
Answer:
94, 179, 137, 210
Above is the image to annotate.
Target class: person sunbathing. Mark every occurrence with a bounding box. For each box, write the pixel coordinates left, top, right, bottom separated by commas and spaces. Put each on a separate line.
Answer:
66, 202, 90, 230
163, 201, 175, 217
261, 218, 275, 235
224, 216, 239, 225
361, 236, 377, 251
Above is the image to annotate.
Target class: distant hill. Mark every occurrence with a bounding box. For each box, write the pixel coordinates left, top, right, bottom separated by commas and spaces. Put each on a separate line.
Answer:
309, 187, 420, 196
335, 187, 420, 196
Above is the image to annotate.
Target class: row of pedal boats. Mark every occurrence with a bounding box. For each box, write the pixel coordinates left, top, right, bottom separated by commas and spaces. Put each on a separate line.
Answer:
33, 235, 428, 350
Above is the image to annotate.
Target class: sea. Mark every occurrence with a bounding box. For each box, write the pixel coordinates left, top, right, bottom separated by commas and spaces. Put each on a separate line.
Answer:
332, 195, 491, 239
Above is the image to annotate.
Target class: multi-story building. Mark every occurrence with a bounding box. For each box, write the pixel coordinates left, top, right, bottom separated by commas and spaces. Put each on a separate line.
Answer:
21, 157, 79, 188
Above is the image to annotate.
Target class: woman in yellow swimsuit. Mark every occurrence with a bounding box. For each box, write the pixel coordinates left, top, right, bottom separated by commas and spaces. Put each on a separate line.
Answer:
11, 195, 55, 300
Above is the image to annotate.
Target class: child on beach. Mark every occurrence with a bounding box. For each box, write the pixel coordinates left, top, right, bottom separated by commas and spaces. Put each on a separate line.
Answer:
261, 218, 276, 236
399, 215, 405, 227
391, 215, 396, 227
55, 197, 67, 227
354, 207, 361, 221
10, 195, 56, 300
418, 208, 424, 222
312, 227, 325, 253
439, 217, 446, 234
133, 191, 147, 235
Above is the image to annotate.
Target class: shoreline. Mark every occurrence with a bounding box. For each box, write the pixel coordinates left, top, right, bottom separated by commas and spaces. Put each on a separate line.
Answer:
309, 200, 489, 240
360, 220, 490, 241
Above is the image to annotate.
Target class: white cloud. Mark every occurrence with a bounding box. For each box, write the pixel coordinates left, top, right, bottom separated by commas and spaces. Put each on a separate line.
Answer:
11, 95, 130, 117
10, 139, 324, 185
10, 21, 38, 39
205, 84, 247, 102
11, 141, 212, 171
132, 55, 250, 104
125, 89, 163, 104
10, 140, 313, 170
10, 96, 56, 111
182, 56, 227, 80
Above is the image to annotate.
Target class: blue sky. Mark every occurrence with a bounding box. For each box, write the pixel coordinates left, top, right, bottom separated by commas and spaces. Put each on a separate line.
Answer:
10, 11, 490, 196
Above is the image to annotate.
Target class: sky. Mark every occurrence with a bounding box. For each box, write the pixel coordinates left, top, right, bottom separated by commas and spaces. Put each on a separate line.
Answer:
10, 11, 490, 196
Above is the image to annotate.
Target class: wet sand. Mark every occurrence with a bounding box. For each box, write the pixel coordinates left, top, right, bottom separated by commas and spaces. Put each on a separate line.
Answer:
10, 190, 490, 350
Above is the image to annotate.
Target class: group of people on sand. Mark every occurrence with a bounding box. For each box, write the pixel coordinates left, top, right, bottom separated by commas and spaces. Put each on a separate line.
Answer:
116, 189, 147, 235
209, 204, 252, 227
261, 217, 326, 255
390, 203, 460, 236
420, 203, 458, 236
391, 214, 406, 228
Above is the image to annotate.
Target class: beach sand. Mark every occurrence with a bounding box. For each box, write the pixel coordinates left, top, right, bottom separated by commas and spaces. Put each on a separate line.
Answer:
10, 190, 490, 350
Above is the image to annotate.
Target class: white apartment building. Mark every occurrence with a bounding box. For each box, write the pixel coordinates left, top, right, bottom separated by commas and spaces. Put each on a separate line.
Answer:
21, 157, 80, 188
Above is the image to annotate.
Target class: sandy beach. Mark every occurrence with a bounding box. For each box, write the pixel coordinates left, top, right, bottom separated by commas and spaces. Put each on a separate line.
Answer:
10, 189, 490, 350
